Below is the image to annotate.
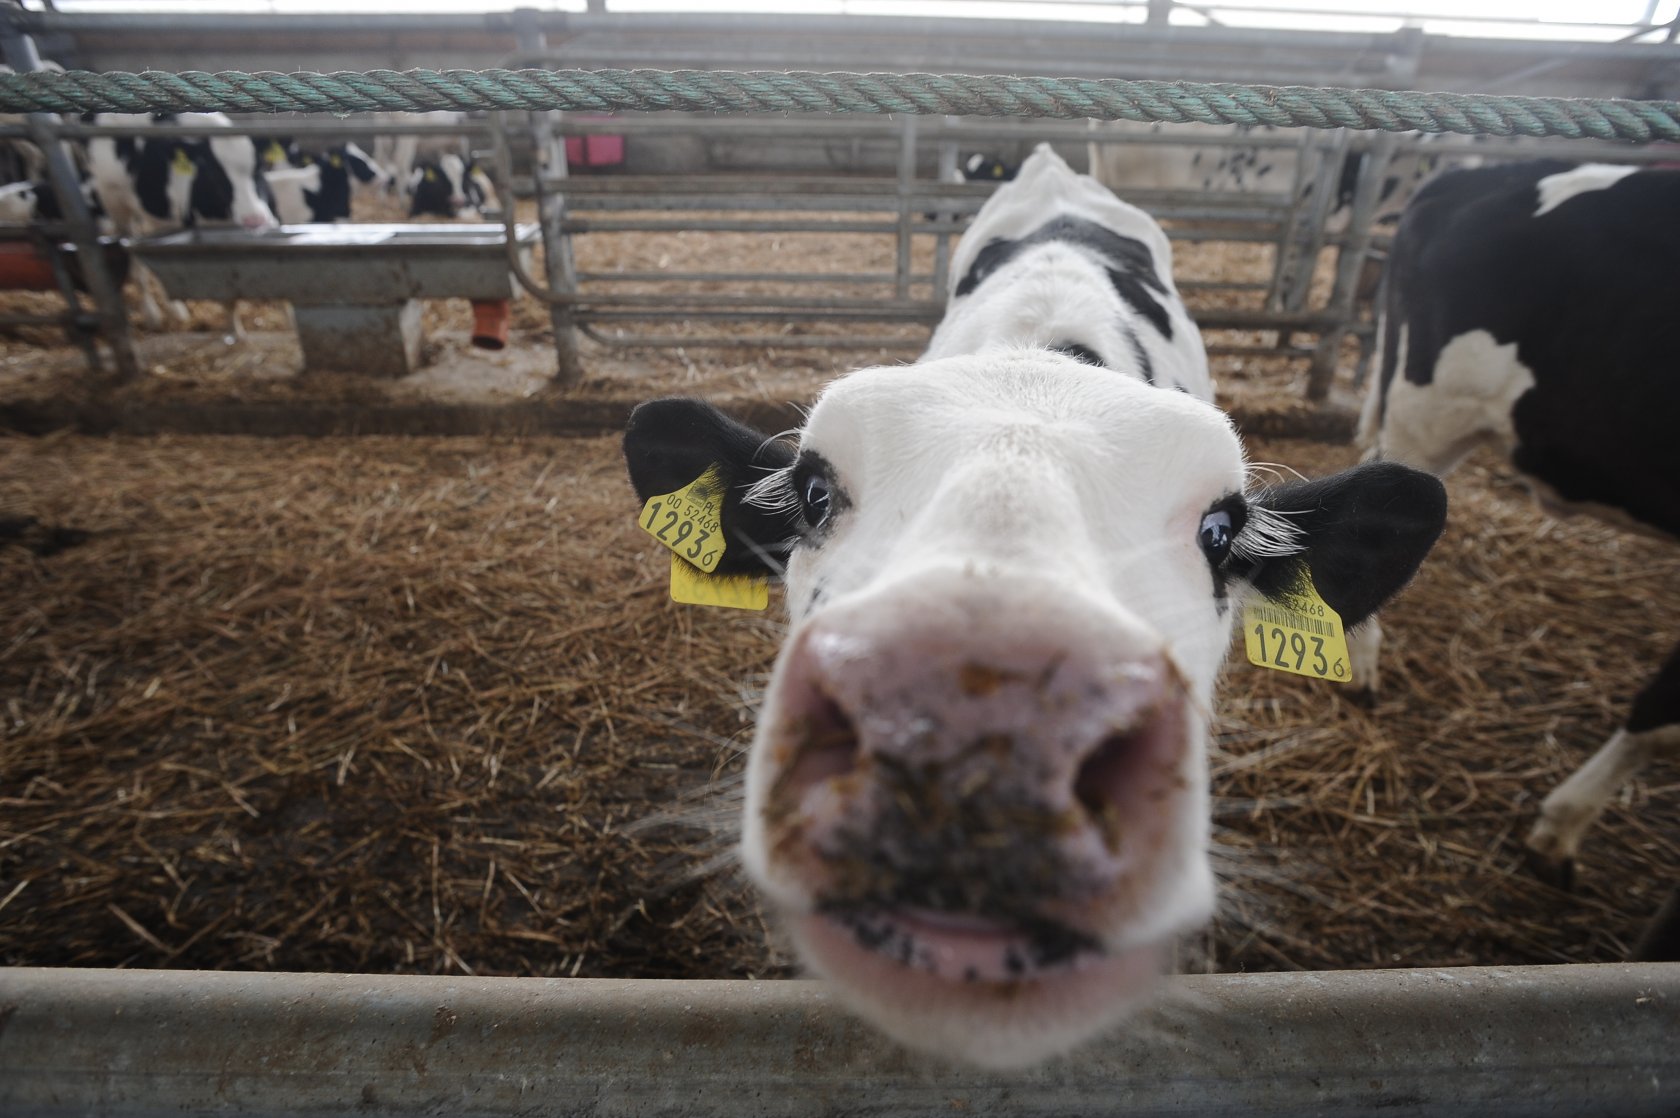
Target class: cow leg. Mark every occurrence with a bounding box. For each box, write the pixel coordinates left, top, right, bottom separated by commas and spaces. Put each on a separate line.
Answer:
1346, 617, 1383, 702
222, 300, 246, 344
1525, 639, 1680, 889
1632, 886, 1680, 962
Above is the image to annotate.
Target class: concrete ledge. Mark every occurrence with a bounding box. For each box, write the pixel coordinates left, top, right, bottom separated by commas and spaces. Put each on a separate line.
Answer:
0, 398, 1357, 443
1, 965, 1676, 1116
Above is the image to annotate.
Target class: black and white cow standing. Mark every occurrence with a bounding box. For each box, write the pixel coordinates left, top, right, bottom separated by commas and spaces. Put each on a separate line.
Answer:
624, 145, 1447, 1066
407, 152, 496, 219
265, 142, 387, 224
1358, 160, 1680, 918
85, 112, 278, 333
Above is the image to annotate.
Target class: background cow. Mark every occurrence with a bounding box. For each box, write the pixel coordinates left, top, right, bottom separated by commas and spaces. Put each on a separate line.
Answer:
369, 110, 472, 198
265, 142, 387, 224
85, 111, 278, 333
407, 152, 496, 219
624, 145, 1447, 1066
1357, 159, 1680, 908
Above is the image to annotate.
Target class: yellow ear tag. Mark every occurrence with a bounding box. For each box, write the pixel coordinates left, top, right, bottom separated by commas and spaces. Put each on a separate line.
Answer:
1242, 575, 1352, 683
424, 168, 438, 183
265, 142, 285, 167
170, 149, 194, 176
668, 554, 768, 611
329, 154, 343, 168
639, 466, 730, 573
638, 466, 768, 611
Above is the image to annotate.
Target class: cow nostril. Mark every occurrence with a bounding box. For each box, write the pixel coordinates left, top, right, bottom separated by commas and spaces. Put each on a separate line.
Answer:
1073, 713, 1174, 853
778, 691, 861, 811
1074, 731, 1135, 817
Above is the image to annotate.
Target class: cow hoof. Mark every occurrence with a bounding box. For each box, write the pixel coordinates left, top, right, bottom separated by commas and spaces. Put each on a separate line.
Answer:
1524, 847, 1576, 892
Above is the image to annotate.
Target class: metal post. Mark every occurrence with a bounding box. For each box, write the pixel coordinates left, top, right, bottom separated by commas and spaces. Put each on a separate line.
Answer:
513, 14, 583, 388
1305, 128, 1399, 401
0, 22, 139, 382
894, 114, 916, 301
931, 115, 959, 298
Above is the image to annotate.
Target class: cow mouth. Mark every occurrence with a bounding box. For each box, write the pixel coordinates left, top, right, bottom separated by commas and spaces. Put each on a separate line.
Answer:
813, 904, 1106, 983
791, 905, 1168, 1065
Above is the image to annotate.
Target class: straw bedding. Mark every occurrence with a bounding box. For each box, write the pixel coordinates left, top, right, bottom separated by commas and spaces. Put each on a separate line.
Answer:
0, 211, 1674, 980
2, 431, 1675, 979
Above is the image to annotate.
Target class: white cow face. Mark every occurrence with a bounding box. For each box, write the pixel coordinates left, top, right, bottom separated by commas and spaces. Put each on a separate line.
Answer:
625, 351, 1446, 1068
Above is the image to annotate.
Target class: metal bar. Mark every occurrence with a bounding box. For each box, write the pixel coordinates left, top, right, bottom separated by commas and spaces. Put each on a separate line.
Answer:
1, 965, 1675, 1117
895, 115, 916, 301
932, 115, 959, 297
566, 292, 942, 313
575, 306, 1338, 329
575, 270, 933, 286
581, 326, 922, 350
0, 27, 137, 383
580, 308, 935, 323
508, 19, 582, 388
1306, 129, 1401, 400
571, 271, 1270, 293
25, 122, 496, 141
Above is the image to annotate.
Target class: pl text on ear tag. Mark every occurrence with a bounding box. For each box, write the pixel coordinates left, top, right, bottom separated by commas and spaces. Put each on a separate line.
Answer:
668, 554, 768, 611
1242, 575, 1351, 683
638, 465, 728, 573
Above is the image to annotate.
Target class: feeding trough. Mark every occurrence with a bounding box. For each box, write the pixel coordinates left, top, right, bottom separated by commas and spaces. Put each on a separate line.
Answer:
135, 223, 539, 378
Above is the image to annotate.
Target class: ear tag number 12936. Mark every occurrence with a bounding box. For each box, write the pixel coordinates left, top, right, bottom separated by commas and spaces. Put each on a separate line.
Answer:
1241, 576, 1351, 683
639, 467, 769, 611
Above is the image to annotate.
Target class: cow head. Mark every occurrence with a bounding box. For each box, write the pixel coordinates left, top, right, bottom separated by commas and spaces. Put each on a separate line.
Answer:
174, 115, 278, 231
407, 153, 486, 218
625, 352, 1446, 1067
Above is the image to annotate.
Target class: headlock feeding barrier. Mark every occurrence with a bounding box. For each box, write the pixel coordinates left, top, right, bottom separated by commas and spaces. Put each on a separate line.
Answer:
0, 11, 1678, 1116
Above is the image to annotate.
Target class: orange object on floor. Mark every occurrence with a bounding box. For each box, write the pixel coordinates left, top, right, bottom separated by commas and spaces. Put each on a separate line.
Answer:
0, 242, 60, 291
470, 298, 510, 350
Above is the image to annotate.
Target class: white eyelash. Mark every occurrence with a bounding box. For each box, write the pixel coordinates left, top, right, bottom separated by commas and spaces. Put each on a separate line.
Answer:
741, 430, 803, 519
742, 462, 799, 519
1232, 499, 1302, 562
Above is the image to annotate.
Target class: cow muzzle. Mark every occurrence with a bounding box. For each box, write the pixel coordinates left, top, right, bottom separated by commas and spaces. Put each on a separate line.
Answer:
754, 575, 1198, 986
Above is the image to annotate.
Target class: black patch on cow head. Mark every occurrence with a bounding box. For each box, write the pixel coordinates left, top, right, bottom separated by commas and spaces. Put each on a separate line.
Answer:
955, 214, 1174, 343
185, 140, 236, 223
1229, 461, 1447, 629
623, 398, 801, 578
1049, 342, 1104, 368
1123, 331, 1155, 385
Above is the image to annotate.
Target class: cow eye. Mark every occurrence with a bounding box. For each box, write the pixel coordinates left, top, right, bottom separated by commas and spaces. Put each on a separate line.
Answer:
1198, 509, 1234, 566
801, 473, 831, 527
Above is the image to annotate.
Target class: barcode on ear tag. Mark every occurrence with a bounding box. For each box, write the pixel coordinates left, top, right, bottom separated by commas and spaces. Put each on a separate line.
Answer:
1242, 576, 1351, 683
639, 466, 727, 574
669, 554, 768, 611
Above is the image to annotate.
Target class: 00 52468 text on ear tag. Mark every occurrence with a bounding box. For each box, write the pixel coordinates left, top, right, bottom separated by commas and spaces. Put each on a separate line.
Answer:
638, 465, 729, 574
637, 465, 769, 611
1242, 576, 1351, 683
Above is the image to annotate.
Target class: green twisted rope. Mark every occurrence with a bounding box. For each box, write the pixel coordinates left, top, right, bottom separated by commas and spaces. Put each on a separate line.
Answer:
0, 66, 1675, 143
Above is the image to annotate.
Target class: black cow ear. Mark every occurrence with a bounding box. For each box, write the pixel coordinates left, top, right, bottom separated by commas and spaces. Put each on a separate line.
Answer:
623, 398, 800, 578
1235, 461, 1447, 629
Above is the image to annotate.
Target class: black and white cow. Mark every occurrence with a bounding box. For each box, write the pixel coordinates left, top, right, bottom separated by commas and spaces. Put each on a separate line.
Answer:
958, 152, 1017, 183
407, 152, 495, 219
1358, 159, 1679, 909
624, 144, 1447, 1066
85, 112, 278, 332
368, 110, 472, 197
265, 142, 387, 224
0, 172, 102, 224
